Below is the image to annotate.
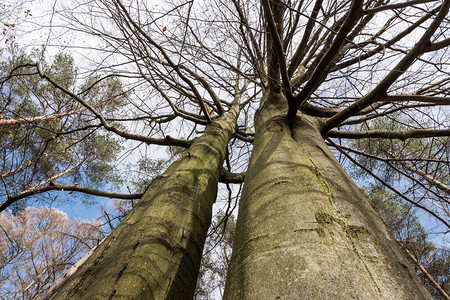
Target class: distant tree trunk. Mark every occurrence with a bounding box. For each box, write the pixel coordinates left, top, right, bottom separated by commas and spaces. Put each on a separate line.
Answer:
223, 91, 431, 299
53, 105, 240, 299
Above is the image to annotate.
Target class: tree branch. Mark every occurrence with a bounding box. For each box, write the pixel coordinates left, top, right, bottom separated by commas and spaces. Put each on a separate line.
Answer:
363, 0, 439, 14
334, 7, 439, 71
34, 64, 191, 148
386, 152, 450, 194
328, 128, 450, 140
232, 0, 265, 83
425, 37, 450, 52
40, 237, 107, 300
323, 1, 450, 131
219, 168, 245, 184
287, 0, 324, 78
112, 0, 213, 122
290, 0, 363, 119
1, 184, 142, 212
397, 238, 450, 300
262, 0, 291, 97
383, 95, 450, 105
0, 109, 84, 126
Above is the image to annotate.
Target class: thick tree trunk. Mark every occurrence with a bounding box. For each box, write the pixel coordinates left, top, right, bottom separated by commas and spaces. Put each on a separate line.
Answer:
53, 107, 239, 299
223, 91, 431, 299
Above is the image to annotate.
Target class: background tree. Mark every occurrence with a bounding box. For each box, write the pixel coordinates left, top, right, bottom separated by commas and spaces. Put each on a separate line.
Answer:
195, 213, 236, 300
0, 207, 101, 299
367, 184, 449, 299
1, 0, 31, 45
0, 45, 135, 213
0, 0, 449, 298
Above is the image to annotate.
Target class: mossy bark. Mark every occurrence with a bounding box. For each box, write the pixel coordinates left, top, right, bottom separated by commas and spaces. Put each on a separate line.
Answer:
53, 107, 239, 299
223, 91, 431, 299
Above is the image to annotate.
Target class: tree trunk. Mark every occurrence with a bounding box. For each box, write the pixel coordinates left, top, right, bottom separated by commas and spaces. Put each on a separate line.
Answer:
223, 91, 431, 299
53, 107, 239, 299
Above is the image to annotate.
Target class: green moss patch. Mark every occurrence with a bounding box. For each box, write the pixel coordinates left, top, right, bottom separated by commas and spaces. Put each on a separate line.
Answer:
315, 211, 369, 240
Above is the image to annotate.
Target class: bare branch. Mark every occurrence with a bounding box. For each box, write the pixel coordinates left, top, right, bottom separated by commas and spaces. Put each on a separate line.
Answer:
34, 64, 191, 148
111, 0, 213, 122
219, 168, 245, 184
0, 109, 84, 126
262, 0, 291, 97
335, 7, 439, 71
290, 0, 364, 119
288, 0, 324, 78
363, 0, 439, 14
384, 95, 450, 105
328, 128, 450, 140
1, 184, 142, 213
386, 152, 450, 194
323, 1, 450, 131
397, 238, 450, 300
426, 37, 450, 52
40, 237, 107, 300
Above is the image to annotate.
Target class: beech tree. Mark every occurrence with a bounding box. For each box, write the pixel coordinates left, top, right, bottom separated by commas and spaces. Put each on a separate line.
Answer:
1, 0, 449, 298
